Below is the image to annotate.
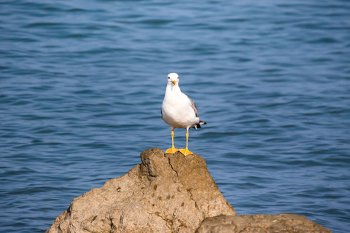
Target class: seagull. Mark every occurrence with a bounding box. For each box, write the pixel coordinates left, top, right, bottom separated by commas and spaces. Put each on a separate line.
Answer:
161, 73, 206, 156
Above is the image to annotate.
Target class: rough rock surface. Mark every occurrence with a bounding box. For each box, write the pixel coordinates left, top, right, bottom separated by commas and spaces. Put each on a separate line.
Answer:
196, 214, 331, 233
47, 148, 235, 233
48, 148, 331, 233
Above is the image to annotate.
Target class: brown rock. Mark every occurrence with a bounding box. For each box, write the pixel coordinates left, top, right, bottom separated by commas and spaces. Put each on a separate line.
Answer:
47, 148, 235, 233
47, 148, 331, 233
196, 214, 331, 233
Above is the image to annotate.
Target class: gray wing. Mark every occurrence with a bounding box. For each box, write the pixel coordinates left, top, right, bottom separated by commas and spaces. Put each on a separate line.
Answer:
190, 98, 199, 117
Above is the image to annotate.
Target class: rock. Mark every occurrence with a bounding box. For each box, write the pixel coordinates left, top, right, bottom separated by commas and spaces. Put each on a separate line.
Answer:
47, 148, 235, 233
196, 214, 331, 233
47, 148, 331, 233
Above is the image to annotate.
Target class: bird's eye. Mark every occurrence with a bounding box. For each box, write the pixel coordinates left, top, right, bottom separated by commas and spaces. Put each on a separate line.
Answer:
168, 77, 170, 79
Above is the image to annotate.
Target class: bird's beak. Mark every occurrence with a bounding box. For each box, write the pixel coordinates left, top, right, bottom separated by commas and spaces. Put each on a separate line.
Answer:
171, 80, 177, 85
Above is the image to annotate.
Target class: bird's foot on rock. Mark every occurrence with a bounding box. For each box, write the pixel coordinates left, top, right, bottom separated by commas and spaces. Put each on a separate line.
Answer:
179, 148, 193, 156
165, 147, 179, 154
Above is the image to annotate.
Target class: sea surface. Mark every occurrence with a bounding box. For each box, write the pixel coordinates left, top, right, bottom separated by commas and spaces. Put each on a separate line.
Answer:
1, 0, 350, 232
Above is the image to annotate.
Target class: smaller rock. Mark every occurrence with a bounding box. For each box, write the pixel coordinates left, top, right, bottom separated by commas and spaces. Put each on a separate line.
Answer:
196, 214, 331, 233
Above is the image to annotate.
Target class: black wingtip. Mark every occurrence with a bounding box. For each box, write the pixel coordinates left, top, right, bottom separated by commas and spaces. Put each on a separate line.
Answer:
194, 120, 207, 129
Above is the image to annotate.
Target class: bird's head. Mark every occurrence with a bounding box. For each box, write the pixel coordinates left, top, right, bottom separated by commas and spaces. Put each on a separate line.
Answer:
167, 73, 179, 86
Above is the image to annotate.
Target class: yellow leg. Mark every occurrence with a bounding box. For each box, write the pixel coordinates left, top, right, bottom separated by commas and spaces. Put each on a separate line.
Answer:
165, 129, 178, 154
179, 128, 193, 156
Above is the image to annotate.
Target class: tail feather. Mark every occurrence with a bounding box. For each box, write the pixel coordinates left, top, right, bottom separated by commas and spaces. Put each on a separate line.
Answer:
194, 120, 207, 129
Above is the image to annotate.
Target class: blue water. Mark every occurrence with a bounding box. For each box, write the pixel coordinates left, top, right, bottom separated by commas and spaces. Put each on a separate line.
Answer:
1, 0, 349, 232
